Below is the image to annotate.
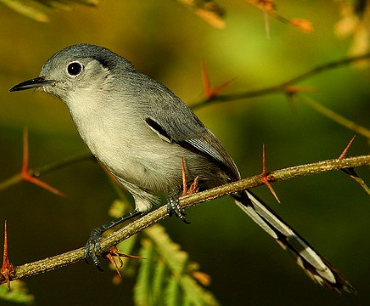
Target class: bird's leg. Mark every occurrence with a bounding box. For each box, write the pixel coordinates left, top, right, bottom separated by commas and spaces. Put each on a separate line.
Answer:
167, 187, 190, 224
84, 209, 142, 269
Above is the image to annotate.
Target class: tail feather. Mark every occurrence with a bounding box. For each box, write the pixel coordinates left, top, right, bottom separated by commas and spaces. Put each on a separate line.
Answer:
232, 190, 355, 293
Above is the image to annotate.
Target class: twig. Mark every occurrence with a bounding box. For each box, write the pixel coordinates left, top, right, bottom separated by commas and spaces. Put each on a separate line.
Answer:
191, 52, 370, 109
2, 154, 369, 282
0, 152, 93, 192
302, 96, 370, 138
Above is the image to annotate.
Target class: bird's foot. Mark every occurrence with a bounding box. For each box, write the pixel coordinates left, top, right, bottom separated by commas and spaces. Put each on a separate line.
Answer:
84, 227, 105, 270
167, 187, 190, 224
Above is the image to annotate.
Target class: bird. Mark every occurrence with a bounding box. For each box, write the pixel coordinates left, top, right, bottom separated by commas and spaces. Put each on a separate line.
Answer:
9, 43, 354, 292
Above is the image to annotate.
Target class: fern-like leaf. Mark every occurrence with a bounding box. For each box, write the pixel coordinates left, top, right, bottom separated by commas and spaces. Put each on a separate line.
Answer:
132, 224, 220, 306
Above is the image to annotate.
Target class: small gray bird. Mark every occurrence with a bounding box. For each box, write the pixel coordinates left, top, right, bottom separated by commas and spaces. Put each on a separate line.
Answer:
10, 44, 353, 292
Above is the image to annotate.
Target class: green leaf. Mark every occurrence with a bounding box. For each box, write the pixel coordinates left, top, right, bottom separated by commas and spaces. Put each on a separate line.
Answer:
182, 276, 219, 306
108, 198, 133, 219
145, 224, 188, 276
164, 276, 181, 306
132, 224, 220, 306
151, 258, 167, 305
0, 280, 34, 304
134, 238, 156, 306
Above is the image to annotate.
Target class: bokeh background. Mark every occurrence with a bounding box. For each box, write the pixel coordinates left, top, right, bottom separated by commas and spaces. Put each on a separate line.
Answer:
0, 0, 369, 305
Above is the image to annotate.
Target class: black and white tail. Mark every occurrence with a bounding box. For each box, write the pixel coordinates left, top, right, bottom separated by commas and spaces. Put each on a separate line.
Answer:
232, 191, 355, 293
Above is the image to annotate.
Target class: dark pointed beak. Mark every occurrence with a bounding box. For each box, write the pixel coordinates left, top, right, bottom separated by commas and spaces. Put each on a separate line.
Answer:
9, 77, 54, 92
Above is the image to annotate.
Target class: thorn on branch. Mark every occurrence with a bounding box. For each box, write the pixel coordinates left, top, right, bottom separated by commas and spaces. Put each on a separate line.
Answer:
338, 135, 356, 159
284, 86, 317, 113
289, 19, 313, 33
0, 221, 14, 290
250, 0, 275, 12
246, 0, 312, 33
21, 128, 66, 198
189, 177, 199, 194
4, 154, 370, 282
338, 136, 370, 195
105, 246, 142, 278
261, 144, 280, 203
201, 61, 234, 99
285, 85, 316, 96
181, 157, 199, 196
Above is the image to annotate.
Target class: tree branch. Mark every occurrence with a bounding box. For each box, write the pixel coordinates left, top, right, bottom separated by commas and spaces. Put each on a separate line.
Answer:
2, 154, 369, 283
191, 52, 370, 109
1, 53, 370, 283
0, 152, 93, 193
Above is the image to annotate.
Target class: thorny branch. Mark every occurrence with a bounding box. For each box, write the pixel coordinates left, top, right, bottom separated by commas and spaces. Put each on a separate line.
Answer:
0, 151, 93, 193
0, 51, 369, 285
0, 154, 369, 283
191, 52, 370, 109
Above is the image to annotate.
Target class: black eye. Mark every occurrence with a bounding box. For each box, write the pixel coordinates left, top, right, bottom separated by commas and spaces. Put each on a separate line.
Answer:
67, 62, 83, 76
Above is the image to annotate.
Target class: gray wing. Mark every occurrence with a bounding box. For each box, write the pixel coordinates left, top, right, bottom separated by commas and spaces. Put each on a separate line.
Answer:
141, 76, 240, 180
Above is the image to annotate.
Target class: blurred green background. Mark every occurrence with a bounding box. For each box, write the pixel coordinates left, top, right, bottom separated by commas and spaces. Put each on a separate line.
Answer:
0, 0, 370, 305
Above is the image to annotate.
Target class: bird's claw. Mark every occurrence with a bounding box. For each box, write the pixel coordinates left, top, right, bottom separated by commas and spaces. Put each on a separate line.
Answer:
167, 191, 190, 224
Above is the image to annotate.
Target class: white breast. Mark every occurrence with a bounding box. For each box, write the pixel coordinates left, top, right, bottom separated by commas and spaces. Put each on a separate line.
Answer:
65, 88, 188, 194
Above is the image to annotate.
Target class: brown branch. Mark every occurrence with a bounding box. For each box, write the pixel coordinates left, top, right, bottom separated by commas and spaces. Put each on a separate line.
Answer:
1, 53, 370, 283
2, 154, 369, 283
191, 52, 370, 109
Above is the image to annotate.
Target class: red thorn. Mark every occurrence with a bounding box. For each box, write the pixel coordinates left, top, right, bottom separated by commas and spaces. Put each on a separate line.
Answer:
201, 61, 234, 99
105, 246, 142, 278
289, 19, 313, 34
211, 79, 235, 97
338, 135, 356, 159
106, 247, 122, 278
189, 176, 199, 194
261, 145, 280, 203
1, 221, 14, 290
2, 222, 8, 268
181, 157, 188, 195
180, 157, 198, 196
21, 128, 66, 198
262, 144, 267, 176
337, 136, 370, 194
